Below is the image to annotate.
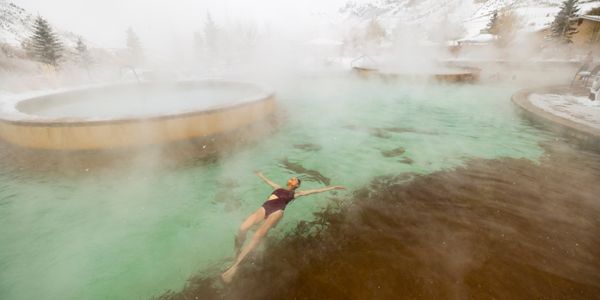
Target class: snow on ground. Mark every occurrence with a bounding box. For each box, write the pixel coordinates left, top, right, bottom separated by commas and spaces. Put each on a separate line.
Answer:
0, 87, 78, 119
0, 82, 126, 120
529, 93, 600, 130
344, 0, 600, 43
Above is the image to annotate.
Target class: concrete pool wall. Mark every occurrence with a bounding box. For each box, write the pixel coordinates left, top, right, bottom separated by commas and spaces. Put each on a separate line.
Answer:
352, 66, 480, 83
0, 81, 276, 150
512, 86, 600, 147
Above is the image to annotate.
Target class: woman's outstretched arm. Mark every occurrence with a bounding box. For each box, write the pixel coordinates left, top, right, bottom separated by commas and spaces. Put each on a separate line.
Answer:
296, 186, 345, 197
255, 171, 281, 189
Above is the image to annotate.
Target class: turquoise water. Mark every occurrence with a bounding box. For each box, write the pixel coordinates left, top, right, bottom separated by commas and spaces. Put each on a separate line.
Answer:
0, 75, 550, 300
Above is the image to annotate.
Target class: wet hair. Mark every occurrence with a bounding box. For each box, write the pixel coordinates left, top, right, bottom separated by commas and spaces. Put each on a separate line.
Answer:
289, 177, 301, 187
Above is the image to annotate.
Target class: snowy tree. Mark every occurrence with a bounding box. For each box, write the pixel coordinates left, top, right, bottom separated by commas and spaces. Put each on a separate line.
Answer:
126, 27, 144, 65
342, 26, 363, 55
427, 15, 465, 43
29, 16, 63, 67
75, 37, 92, 68
21, 39, 35, 59
204, 12, 219, 56
1, 43, 17, 58
365, 18, 386, 44
550, 0, 580, 43
494, 9, 521, 47
193, 31, 205, 59
237, 21, 257, 48
485, 10, 499, 34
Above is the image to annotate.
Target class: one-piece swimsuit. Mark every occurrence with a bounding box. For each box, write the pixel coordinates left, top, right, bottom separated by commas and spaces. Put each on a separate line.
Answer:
261, 188, 295, 219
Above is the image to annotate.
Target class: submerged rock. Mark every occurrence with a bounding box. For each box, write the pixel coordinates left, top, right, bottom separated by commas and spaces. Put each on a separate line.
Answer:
279, 158, 331, 185
293, 143, 322, 152
381, 147, 406, 157
342, 124, 392, 139
212, 190, 242, 212
383, 127, 417, 133
368, 128, 392, 139
384, 126, 441, 135
217, 178, 239, 189
398, 157, 414, 164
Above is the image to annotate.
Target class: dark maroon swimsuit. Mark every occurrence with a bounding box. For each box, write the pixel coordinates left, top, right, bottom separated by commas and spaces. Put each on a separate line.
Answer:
262, 188, 295, 219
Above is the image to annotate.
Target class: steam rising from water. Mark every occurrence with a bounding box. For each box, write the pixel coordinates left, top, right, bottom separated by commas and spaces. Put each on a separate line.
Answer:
0, 0, 596, 290
1, 76, 555, 300
17, 82, 266, 119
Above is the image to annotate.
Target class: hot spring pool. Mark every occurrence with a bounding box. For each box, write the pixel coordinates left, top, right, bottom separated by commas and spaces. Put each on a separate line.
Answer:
353, 65, 480, 82
0, 75, 578, 300
0, 81, 275, 150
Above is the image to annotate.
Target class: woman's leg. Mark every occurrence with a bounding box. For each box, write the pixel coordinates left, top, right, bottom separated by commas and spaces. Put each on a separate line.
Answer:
222, 210, 283, 282
235, 207, 266, 255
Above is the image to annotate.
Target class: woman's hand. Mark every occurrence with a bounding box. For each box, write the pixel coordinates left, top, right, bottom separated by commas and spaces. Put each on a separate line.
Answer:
255, 171, 281, 189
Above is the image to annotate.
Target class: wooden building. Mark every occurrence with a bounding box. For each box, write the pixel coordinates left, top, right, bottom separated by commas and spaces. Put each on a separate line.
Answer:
573, 15, 600, 47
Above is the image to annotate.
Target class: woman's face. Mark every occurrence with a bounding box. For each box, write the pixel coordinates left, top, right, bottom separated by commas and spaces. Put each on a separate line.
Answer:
287, 177, 300, 189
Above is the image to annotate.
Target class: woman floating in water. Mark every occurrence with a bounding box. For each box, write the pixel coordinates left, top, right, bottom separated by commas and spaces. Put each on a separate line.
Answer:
221, 171, 345, 282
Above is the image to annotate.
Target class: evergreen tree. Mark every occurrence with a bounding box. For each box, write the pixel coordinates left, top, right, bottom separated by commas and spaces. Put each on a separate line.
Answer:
126, 27, 144, 65
75, 37, 87, 54
75, 37, 92, 68
30, 16, 63, 66
495, 9, 521, 47
365, 18, 386, 43
193, 31, 204, 59
21, 39, 35, 59
486, 10, 499, 34
204, 12, 218, 56
550, 0, 580, 43
1, 43, 16, 58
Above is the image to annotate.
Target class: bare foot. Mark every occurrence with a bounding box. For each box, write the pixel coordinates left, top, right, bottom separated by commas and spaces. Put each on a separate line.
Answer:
221, 265, 238, 283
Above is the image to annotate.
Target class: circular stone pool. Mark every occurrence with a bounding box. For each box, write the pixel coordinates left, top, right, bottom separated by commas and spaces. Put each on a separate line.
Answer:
512, 86, 600, 146
353, 66, 480, 82
0, 81, 276, 150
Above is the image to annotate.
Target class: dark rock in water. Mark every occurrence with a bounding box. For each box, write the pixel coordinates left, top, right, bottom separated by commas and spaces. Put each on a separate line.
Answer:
383, 126, 441, 135
342, 124, 359, 130
217, 178, 239, 189
343, 124, 392, 139
381, 147, 406, 157
383, 127, 416, 133
279, 158, 331, 185
293, 143, 322, 152
394, 172, 418, 182
368, 128, 392, 139
212, 190, 242, 212
398, 157, 414, 164
212, 178, 242, 211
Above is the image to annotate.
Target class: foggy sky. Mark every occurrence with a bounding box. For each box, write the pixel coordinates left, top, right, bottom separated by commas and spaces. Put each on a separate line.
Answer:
13, 0, 349, 48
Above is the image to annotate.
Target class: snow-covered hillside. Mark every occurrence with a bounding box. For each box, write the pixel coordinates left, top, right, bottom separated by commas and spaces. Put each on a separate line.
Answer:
0, 0, 81, 47
340, 0, 600, 40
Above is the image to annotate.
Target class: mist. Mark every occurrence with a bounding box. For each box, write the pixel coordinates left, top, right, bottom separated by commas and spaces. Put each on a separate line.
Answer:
1, 1, 600, 300
4, 0, 594, 89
